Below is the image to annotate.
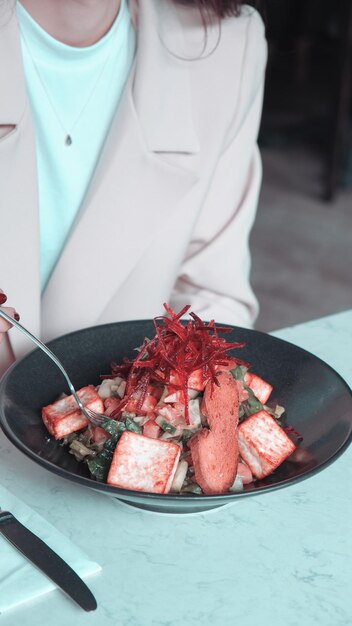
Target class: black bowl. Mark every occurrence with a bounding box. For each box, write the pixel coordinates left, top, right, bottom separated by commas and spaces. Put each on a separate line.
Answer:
0, 321, 351, 514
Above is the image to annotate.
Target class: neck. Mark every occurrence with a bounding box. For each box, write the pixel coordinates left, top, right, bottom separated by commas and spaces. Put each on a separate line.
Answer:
19, 0, 122, 47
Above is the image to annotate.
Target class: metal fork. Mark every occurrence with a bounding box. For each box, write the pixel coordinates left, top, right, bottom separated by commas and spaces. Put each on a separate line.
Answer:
0, 309, 113, 428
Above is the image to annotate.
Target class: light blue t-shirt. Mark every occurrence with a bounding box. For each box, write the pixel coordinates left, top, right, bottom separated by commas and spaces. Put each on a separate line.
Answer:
17, 1, 136, 290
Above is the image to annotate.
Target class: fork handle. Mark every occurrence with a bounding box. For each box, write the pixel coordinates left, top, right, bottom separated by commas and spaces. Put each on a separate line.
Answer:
0, 309, 87, 417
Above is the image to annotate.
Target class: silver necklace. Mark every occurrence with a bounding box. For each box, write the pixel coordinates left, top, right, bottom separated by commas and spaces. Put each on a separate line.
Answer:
19, 15, 121, 146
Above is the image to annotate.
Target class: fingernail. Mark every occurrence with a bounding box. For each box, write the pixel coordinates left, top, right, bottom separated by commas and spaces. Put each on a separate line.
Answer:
0, 293, 7, 305
14, 313, 20, 321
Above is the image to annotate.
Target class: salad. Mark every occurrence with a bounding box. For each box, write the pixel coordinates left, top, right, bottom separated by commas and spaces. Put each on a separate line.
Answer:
42, 304, 298, 495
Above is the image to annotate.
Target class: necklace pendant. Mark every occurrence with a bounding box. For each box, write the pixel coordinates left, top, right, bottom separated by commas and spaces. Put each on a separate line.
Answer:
65, 135, 72, 146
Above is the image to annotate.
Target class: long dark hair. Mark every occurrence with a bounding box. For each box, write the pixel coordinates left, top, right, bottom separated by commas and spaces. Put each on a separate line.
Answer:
175, 1, 245, 19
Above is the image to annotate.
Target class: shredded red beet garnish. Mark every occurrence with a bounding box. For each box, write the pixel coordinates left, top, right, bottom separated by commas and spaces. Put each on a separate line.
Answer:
284, 425, 303, 442
102, 304, 248, 423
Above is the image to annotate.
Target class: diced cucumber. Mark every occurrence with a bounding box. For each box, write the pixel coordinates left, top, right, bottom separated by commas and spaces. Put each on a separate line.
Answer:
272, 404, 285, 419
155, 416, 177, 434
98, 377, 124, 400
229, 474, 244, 492
188, 398, 202, 429
132, 416, 150, 426
181, 429, 197, 443
170, 460, 188, 492
121, 411, 137, 419
156, 386, 169, 405
125, 417, 143, 434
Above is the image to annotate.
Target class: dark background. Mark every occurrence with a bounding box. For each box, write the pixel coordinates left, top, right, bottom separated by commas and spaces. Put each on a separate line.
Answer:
248, 0, 352, 331
260, 0, 352, 196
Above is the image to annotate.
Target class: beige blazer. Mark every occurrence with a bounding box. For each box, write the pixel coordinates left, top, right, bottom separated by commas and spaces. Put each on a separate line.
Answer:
0, 1, 267, 377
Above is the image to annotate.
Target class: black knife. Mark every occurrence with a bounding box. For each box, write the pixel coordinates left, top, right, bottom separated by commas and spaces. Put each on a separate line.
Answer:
0, 510, 97, 611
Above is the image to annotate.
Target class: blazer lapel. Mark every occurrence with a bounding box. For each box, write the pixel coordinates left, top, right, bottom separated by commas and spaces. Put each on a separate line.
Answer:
41, 0, 200, 341
0, 8, 41, 360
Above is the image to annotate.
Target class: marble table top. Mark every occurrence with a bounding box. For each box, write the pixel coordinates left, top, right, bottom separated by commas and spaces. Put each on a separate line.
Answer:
1, 310, 351, 626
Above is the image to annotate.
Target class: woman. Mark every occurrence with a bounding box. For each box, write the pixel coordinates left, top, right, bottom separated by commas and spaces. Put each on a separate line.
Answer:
0, 0, 267, 377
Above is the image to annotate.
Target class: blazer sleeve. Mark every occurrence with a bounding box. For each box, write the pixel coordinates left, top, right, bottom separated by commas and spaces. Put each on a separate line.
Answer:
170, 11, 267, 328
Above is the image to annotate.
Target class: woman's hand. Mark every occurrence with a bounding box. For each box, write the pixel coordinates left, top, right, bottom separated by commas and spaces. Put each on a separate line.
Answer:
0, 290, 20, 342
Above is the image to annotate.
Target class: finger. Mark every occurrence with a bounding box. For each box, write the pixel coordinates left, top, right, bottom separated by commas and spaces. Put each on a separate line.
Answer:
0, 289, 7, 305
0, 306, 19, 333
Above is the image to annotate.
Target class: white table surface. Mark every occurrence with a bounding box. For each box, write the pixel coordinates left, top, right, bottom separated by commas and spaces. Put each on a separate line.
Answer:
1, 310, 352, 626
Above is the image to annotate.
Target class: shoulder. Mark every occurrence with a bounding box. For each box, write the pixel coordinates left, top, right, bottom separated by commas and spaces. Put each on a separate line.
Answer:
222, 5, 266, 44
220, 6, 267, 82
135, 1, 268, 153
166, 3, 267, 129
189, 6, 267, 94
137, 1, 267, 102
145, 1, 267, 70
169, 3, 267, 75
